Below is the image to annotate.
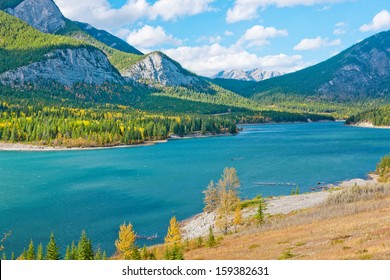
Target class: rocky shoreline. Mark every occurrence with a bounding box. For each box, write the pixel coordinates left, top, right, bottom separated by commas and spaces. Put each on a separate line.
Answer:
180, 175, 378, 240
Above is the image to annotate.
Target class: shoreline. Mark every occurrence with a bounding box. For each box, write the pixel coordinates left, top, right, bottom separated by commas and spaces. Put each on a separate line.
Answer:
0, 132, 234, 152
180, 174, 378, 240
350, 121, 390, 129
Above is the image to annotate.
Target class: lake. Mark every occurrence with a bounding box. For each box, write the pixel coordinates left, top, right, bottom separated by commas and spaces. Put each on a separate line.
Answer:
1, 121, 390, 256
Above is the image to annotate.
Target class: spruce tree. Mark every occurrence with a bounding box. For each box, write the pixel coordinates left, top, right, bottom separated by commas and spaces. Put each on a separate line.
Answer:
27, 240, 35, 260
77, 231, 94, 260
46, 232, 61, 260
2, 251, 6, 260
207, 227, 216, 248
11, 251, 15, 260
37, 243, 44, 260
94, 248, 102, 260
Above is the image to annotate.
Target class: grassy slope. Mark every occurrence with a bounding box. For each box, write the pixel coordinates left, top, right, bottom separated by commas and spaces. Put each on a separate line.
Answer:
184, 184, 390, 260
0, 11, 88, 73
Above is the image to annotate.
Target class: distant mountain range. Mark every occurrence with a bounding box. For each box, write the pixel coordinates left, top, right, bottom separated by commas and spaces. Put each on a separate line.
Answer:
212, 69, 284, 82
0, 0, 389, 109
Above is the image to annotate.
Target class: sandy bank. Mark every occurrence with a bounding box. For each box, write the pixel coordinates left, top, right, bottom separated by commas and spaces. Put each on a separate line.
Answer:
181, 175, 378, 240
350, 121, 390, 129
0, 140, 168, 152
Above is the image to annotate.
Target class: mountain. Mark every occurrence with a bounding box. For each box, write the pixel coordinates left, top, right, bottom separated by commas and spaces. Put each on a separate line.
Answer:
212, 69, 284, 82
74, 21, 143, 55
122, 51, 206, 88
5, 0, 66, 33
0, 11, 123, 86
246, 30, 390, 101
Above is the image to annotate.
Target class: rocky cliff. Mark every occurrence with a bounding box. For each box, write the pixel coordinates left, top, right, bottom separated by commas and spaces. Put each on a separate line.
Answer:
6, 0, 66, 33
122, 52, 203, 87
0, 48, 124, 86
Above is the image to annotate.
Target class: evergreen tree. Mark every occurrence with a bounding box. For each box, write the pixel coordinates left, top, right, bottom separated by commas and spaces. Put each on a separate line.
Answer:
77, 231, 94, 260
11, 251, 15, 260
46, 232, 61, 260
37, 243, 44, 260
94, 248, 102, 260
102, 251, 107, 260
27, 239, 35, 260
2, 251, 6, 260
65, 245, 72, 260
255, 196, 267, 226
207, 227, 216, 248
131, 246, 141, 260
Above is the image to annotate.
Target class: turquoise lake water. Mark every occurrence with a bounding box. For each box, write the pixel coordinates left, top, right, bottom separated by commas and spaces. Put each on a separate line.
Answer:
1, 121, 390, 256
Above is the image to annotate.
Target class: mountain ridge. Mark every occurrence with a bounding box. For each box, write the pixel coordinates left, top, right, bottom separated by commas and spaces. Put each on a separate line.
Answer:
212, 69, 284, 82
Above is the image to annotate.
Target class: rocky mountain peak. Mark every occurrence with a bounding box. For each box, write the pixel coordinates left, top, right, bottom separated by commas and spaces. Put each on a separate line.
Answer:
122, 51, 203, 87
7, 0, 66, 33
212, 69, 284, 82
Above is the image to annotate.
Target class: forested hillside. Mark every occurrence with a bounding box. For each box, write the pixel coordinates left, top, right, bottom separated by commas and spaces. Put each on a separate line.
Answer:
346, 106, 390, 126
0, 11, 87, 74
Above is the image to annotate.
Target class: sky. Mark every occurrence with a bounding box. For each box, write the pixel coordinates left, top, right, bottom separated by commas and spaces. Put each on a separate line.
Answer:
53, 0, 390, 77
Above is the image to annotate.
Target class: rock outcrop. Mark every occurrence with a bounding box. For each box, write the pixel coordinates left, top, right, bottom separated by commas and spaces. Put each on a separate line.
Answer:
122, 52, 203, 87
0, 48, 124, 86
7, 0, 66, 33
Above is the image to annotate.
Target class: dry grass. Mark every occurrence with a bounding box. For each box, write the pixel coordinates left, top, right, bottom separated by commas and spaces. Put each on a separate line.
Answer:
184, 184, 390, 260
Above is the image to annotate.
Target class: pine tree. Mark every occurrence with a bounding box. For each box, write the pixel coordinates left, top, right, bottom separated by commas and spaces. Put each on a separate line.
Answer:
37, 243, 44, 260
102, 251, 107, 260
65, 245, 71, 260
94, 248, 102, 260
131, 246, 141, 260
27, 240, 35, 260
115, 223, 137, 260
11, 251, 15, 260
141, 246, 148, 260
46, 232, 61, 260
207, 227, 216, 248
77, 231, 94, 260
255, 196, 267, 226
2, 251, 6, 260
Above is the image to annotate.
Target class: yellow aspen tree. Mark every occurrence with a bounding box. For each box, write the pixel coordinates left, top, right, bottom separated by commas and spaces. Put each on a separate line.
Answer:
233, 205, 242, 232
115, 223, 136, 259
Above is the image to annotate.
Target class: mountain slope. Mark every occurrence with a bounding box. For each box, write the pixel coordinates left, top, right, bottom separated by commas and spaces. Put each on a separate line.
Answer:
74, 21, 143, 55
2, 0, 144, 74
247, 30, 390, 101
0, 11, 123, 86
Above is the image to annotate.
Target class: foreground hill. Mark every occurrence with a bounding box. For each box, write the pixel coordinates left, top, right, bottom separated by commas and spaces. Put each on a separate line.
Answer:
242, 31, 390, 102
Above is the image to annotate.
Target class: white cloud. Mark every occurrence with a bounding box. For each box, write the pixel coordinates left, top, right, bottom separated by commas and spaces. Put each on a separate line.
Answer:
54, 0, 149, 29
163, 44, 306, 76
54, 0, 215, 29
293, 36, 341, 51
224, 31, 234, 36
360, 10, 390, 32
333, 22, 348, 35
226, 0, 347, 23
126, 25, 182, 49
238, 25, 288, 47
149, 0, 214, 21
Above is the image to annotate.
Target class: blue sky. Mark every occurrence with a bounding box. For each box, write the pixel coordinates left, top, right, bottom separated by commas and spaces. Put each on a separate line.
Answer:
54, 0, 390, 76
